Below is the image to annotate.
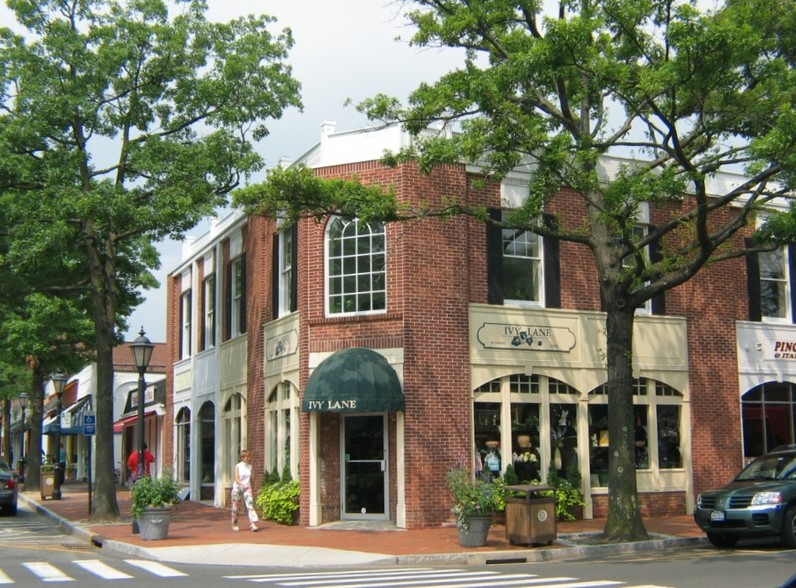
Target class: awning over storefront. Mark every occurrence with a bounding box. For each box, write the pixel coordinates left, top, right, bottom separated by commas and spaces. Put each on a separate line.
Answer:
43, 396, 92, 435
302, 347, 404, 413
113, 408, 164, 433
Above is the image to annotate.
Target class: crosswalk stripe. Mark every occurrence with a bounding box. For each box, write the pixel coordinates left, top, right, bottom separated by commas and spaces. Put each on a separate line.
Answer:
22, 562, 74, 582
277, 570, 503, 586
74, 560, 133, 580
0, 569, 13, 585
123, 559, 188, 577
279, 574, 579, 588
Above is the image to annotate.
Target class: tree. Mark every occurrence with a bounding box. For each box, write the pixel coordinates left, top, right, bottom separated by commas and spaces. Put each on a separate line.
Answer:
235, 0, 795, 540
0, 0, 302, 520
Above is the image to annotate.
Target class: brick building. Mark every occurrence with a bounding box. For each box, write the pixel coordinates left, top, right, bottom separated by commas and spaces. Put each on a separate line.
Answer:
164, 122, 796, 528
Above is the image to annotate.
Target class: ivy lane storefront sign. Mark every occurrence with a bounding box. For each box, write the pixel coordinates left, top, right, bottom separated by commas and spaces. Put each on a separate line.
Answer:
477, 323, 576, 352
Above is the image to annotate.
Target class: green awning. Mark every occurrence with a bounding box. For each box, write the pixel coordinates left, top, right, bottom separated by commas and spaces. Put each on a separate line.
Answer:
302, 347, 404, 413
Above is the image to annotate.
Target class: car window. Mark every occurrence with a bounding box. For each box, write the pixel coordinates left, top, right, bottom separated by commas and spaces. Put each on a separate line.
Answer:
0, 461, 10, 474
737, 454, 796, 481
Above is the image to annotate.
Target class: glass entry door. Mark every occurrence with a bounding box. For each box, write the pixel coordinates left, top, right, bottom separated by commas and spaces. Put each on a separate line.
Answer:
343, 414, 387, 519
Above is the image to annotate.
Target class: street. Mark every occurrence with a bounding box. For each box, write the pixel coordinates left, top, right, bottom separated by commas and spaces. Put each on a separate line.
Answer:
1, 502, 794, 587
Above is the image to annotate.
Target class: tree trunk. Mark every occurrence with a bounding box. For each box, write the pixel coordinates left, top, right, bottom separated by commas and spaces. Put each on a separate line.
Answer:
87, 235, 121, 521
603, 305, 649, 541
2, 400, 10, 467
24, 362, 45, 492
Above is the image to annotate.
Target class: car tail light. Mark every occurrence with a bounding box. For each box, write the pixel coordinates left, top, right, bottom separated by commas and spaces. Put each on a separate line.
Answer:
3, 479, 16, 490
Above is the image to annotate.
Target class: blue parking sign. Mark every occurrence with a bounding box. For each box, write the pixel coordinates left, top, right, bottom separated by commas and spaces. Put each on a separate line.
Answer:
83, 413, 96, 436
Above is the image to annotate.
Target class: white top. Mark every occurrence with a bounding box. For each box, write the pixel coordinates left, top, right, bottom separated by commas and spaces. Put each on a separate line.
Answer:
234, 461, 252, 489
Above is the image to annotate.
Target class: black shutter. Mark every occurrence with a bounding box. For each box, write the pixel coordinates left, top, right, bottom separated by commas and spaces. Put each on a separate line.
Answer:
650, 228, 666, 315
486, 208, 504, 305
746, 238, 762, 322
239, 253, 247, 333
272, 233, 280, 321
542, 213, 561, 308
224, 260, 232, 340
290, 224, 298, 313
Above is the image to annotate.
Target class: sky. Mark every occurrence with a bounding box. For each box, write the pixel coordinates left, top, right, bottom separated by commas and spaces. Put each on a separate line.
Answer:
121, 0, 464, 342
0, 0, 461, 343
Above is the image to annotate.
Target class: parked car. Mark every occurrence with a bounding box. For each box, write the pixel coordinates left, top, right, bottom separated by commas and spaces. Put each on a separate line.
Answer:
0, 461, 19, 515
694, 446, 796, 548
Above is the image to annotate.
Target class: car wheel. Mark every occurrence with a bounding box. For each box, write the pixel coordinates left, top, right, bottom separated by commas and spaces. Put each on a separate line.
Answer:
780, 505, 796, 548
7, 503, 16, 516
707, 532, 738, 548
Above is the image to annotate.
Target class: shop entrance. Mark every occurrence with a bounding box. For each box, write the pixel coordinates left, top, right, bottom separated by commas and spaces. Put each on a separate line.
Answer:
342, 414, 387, 519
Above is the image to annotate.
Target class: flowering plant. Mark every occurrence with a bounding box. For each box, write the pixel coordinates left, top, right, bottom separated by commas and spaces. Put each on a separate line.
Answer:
445, 467, 501, 532
514, 451, 538, 463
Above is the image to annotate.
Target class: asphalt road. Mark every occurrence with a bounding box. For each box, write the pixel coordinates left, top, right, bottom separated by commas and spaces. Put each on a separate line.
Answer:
1, 502, 794, 588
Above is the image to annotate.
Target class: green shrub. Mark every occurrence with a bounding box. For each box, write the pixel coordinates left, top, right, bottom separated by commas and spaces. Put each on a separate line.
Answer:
130, 472, 181, 519
255, 477, 300, 525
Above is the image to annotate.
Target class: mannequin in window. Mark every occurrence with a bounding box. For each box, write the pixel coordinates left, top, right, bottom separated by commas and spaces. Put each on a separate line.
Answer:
484, 440, 501, 478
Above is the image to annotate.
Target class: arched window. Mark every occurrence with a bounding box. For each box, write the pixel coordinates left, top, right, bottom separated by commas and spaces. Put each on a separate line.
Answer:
224, 393, 245, 478
473, 374, 578, 483
588, 379, 683, 487
742, 382, 796, 458
326, 217, 386, 315
175, 407, 191, 484
266, 382, 298, 478
199, 401, 215, 500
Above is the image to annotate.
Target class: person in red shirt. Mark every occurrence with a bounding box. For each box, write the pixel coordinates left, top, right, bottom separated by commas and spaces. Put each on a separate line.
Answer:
127, 443, 155, 483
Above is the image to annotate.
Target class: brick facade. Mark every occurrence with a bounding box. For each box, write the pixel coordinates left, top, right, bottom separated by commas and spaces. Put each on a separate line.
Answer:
163, 125, 773, 530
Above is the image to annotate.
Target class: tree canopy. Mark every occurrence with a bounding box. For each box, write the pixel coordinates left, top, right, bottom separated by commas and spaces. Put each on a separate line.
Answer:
236, 0, 795, 541
0, 0, 302, 520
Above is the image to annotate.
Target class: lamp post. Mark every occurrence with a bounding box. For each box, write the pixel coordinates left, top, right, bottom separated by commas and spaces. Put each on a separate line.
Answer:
130, 328, 154, 481
51, 372, 67, 500
18, 393, 28, 483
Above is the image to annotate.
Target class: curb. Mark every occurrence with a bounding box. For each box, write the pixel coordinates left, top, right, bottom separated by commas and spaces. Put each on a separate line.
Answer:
21, 493, 705, 567
395, 535, 707, 566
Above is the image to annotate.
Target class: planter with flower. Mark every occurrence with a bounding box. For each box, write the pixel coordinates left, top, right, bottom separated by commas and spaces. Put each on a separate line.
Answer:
130, 471, 182, 540
446, 467, 502, 547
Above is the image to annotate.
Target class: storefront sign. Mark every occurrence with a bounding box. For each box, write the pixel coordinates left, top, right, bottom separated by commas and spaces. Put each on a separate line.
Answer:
764, 339, 796, 360
476, 322, 576, 352
305, 399, 358, 411
266, 330, 298, 360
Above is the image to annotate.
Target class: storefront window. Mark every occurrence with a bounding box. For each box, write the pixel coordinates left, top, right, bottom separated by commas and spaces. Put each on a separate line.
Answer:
588, 404, 609, 486
510, 403, 540, 482
550, 403, 578, 479
474, 401, 501, 478
742, 382, 796, 458
634, 406, 649, 469
657, 405, 681, 468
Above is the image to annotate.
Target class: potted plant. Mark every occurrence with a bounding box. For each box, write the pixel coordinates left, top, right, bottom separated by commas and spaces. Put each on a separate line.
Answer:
130, 471, 181, 540
446, 467, 501, 547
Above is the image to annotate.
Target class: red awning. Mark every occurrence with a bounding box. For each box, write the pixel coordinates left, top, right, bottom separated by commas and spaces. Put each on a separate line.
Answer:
113, 411, 159, 433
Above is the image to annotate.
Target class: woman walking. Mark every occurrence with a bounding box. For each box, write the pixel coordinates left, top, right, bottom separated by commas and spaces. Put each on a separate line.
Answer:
231, 449, 259, 532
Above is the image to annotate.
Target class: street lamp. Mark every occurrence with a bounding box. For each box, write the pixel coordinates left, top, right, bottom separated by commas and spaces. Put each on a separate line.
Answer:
130, 328, 154, 481
18, 393, 28, 483
51, 372, 68, 500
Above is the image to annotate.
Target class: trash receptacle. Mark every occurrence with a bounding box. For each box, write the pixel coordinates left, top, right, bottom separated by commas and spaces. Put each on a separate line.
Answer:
504, 484, 557, 546
41, 466, 56, 500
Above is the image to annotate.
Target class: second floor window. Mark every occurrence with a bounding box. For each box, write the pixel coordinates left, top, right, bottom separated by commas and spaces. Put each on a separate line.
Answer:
180, 290, 192, 359
326, 217, 386, 315
277, 226, 296, 317
502, 222, 542, 303
227, 255, 246, 337
760, 247, 789, 320
202, 275, 216, 350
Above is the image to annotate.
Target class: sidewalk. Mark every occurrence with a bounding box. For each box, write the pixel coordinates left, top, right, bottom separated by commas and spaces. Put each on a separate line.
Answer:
20, 481, 706, 567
